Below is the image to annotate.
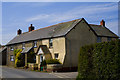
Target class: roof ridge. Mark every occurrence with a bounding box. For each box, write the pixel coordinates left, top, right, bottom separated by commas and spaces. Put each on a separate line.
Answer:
32, 19, 78, 32
89, 24, 101, 26
21, 19, 79, 35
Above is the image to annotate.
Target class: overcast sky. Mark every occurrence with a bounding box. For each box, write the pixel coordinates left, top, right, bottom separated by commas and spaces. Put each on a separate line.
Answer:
1, 2, 119, 45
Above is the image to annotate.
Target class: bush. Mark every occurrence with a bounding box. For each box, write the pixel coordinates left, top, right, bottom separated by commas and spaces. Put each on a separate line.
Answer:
14, 49, 21, 57
14, 49, 24, 67
77, 39, 120, 80
27, 51, 35, 63
41, 60, 47, 66
46, 59, 61, 64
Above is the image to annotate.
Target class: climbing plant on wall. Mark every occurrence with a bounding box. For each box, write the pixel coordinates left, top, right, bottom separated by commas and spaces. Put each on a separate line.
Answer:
14, 49, 24, 67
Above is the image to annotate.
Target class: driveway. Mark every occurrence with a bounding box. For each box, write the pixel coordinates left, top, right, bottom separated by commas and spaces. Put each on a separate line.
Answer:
1, 66, 78, 80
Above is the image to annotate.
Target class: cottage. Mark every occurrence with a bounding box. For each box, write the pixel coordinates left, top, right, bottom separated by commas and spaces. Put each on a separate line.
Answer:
0, 46, 7, 65
5, 18, 119, 71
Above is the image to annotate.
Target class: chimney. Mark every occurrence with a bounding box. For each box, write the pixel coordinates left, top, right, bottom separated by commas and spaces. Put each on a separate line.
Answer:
29, 24, 34, 32
100, 20, 105, 27
17, 29, 22, 35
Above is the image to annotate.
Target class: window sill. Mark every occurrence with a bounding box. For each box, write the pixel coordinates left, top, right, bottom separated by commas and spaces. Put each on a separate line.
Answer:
49, 46, 53, 49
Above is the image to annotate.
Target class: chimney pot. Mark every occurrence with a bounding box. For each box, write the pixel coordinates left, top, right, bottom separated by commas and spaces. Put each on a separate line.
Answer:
29, 24, 34, 32
17, 29, 22, 35
100, 19, 105, 27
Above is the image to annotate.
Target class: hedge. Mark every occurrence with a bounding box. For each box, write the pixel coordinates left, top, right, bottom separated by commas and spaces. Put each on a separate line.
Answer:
77, 39, 120, 80
46, 59, 61, 64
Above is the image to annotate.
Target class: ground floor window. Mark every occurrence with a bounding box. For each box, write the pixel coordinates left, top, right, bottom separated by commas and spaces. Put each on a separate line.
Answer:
10, 55, 14, 61
54, 53, 59, 59
97, 37, 102, 43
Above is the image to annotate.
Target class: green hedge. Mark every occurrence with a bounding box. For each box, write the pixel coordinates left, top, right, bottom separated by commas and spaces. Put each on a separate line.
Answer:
77, 39, 120, 80
46, 59, 61, 64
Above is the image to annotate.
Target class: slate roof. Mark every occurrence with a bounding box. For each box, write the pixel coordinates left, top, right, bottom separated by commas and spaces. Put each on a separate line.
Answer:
90, 24, 118, 37
7, 19, 81, 45
21, 47, 32, 53
39, 45, 51, 54
0, 47, 7, 53
7, 18, 119, 45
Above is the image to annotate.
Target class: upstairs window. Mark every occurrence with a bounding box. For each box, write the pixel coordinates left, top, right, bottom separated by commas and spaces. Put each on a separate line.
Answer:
34, 41, 37, 48
97, 37, 102, 43
10, 55, 14, 61
54, 53, 59, 59
107, 37, 111, 41
10, 46, 14, 51
49, 39, 53, 48
22, 43, 25, 49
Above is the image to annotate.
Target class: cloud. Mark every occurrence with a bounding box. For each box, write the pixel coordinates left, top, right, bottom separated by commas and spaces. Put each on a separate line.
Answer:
2, 32, 15, 45
25, 3, 117, 23
26, 14, 51, 22
2, 2, 118, 45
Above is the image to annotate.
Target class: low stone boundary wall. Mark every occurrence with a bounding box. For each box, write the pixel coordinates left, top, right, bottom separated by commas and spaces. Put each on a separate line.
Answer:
46, 64, 62, 72
28, 63, 38, 70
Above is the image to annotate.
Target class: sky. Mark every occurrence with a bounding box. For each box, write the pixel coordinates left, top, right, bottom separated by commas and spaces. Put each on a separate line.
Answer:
1, 2, 119, 45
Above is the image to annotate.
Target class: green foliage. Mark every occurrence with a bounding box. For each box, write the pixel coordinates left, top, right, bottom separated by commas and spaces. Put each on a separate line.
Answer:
77, 39, 120, 79
41, 60, 47, 66
46, 59, 61, 64
27, 51, 35, 63
14, 49, 21, 57
14, 49, 24, 67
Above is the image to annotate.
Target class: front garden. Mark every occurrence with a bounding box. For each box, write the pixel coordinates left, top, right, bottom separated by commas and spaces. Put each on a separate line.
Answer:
13, 49, 62, 72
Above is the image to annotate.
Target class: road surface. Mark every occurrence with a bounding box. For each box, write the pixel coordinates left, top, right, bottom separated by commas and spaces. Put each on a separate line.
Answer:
1, 66, 78, 80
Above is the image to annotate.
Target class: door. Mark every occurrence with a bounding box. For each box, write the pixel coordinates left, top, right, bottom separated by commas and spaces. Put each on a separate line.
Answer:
40, 55, 43, 63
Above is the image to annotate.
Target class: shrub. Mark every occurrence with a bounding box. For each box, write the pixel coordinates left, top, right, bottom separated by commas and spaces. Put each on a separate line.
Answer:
46, 59, 61, 64
77, 39, 120, 80
41, 60, 47, 66
14, 49, 22, 57
27, 51, 35, 63
14, 49, 24, 67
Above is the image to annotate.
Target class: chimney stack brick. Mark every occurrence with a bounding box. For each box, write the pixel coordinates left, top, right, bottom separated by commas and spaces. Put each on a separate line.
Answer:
100, 20, 105, 27
29, 24, 34, 32
17, 29, 22, 35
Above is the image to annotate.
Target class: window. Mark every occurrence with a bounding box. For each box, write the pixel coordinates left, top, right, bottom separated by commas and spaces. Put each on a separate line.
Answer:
34, 41, 37, 48
107, 37, 111, 41
49, 39, 53, 48
10, 55, 14, 61
10, 46, 14, 51
54, 53, 59, 59
97, 37, 101, 43
22, 43, 25, 49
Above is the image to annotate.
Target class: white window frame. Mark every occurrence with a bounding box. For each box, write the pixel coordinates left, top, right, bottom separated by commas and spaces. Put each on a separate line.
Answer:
22, 43, 25, 49
34, 41, 37, 48
54, 53, 59, 59
10, 55, 14, 61
10, 46, 14, 51
49, 39, 53, 48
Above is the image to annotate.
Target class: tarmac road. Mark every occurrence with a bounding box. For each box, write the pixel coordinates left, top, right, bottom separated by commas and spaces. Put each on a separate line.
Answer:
1, 66, 78, 80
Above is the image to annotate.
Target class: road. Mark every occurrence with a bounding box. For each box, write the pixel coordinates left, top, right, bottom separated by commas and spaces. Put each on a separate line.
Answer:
1, 66, 78, 80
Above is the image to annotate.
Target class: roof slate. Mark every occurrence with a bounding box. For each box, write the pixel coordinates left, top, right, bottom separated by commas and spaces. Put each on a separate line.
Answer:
90, 24, 118, 37
7, 18, 118, 45
7, 19, 81, 45
21, 47, 32, 53
0, 47, 7, 53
